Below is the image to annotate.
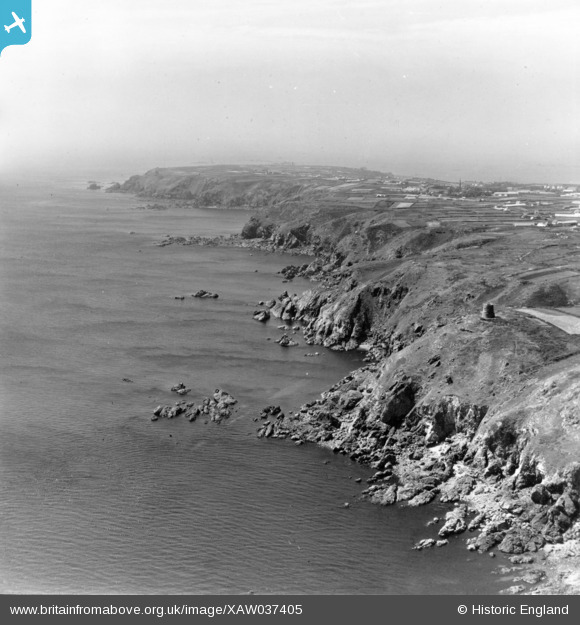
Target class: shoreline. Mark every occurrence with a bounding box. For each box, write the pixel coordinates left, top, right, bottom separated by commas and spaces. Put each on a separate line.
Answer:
151, 229, 580, 595
155, 232, 317, 257
112, 167, 580, 595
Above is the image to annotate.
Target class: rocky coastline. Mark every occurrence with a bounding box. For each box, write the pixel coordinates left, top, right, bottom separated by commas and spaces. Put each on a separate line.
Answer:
252, 269, 580, 594
155, 232, 317, 257
114, 165, 580, 594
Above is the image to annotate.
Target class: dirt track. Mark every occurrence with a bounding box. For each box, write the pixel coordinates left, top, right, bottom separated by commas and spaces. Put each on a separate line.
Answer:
517, 308, 580, 335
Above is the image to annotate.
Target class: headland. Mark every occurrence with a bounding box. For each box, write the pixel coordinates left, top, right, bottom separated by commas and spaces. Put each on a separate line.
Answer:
109, 163, 580, 594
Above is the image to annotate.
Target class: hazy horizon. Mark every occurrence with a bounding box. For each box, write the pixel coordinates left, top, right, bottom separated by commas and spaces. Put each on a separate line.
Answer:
2, 0, 579, 184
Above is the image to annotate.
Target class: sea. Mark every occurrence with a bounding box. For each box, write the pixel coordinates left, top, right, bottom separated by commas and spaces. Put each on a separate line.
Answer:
0, 175, 509, 594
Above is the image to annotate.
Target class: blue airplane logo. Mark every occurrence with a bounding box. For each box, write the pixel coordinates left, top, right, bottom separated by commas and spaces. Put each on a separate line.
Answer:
4, 11, 25, 34
0, 1, 32, 56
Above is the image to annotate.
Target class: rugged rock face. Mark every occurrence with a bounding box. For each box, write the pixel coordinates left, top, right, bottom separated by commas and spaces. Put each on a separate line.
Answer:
262, 336, 580, 552
297, 285, 375, 350
263, 355, 580, 557
251, 249, 580, 565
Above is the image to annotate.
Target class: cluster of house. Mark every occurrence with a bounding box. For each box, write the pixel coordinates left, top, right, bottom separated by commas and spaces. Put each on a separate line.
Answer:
515, 207, 580, 228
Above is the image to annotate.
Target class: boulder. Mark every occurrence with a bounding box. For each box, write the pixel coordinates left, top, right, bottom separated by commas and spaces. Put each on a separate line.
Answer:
438, 504, 468, 537
213, 388, 237, 406
378, 377, 416, 428
554, 492, 578, 517
259, 405, 284, 419
277, 334, 299, 347
498, 527, 545, 554
253, 310, 270, 322
413, 538, 436, 550
472, 532, 503, 553
439, 474, 476, 502
531, 484, 552, 506
171, 382, 191, 395
369, 484, 397, 506
339, 390, 363, 410
407, 489, 437, 507
467, 512, 486, 531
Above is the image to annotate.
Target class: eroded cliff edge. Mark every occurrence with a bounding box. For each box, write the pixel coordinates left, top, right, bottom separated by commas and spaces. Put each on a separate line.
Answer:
116, 166, 580, 593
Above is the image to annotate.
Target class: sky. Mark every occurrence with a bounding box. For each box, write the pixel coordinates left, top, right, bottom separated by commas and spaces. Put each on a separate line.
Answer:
1, 0, 579, 183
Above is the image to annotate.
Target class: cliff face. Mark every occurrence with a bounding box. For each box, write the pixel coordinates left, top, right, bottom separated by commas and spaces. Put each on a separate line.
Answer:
243, 191, 580, 567
268, 306, 580, 555
120, 165, 580, 575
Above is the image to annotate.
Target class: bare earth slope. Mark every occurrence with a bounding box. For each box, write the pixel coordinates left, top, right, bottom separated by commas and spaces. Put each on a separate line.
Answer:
115, 165, 580, 593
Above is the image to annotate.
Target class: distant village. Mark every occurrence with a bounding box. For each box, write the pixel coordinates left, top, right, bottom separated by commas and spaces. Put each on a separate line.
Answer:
384, 178, 580, 229
249, 164, 580, 230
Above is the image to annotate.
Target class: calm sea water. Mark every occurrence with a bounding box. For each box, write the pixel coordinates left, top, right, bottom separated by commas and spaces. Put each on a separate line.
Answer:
0, 177, 507, 594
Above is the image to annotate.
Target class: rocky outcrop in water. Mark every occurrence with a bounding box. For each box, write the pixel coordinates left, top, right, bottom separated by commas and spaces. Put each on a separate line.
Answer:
171, 382, 191, 396
152, 389, 237, 423
192, 290, 219, 299
276, 334, 299, 347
